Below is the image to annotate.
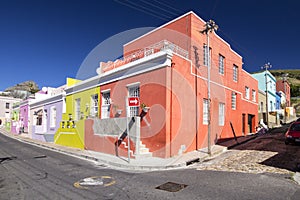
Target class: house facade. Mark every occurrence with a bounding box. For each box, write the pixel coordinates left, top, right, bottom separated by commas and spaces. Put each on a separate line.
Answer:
54, 78, 100, 149
276, 79, 290, 107
252, 70, 277, 127
83, 11, 258, 158
0, 96, 21, 130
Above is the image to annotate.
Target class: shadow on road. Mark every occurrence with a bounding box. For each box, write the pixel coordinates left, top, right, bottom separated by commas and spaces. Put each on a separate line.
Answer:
233, 122, 300, 172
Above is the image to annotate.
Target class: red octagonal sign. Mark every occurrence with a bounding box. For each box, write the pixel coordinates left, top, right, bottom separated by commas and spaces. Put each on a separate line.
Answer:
128, 97, 140, 107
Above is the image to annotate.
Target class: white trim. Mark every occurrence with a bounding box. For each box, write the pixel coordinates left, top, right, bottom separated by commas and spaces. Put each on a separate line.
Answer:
101, 89, 111, 93
66, 51, 172, 96
126, 82, 140, 88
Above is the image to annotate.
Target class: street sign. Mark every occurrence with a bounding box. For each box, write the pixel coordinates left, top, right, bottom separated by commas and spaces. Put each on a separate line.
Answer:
128, 97, 140, 107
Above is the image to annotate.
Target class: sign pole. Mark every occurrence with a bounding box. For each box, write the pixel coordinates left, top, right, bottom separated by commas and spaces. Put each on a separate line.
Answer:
125, 96, 130, 163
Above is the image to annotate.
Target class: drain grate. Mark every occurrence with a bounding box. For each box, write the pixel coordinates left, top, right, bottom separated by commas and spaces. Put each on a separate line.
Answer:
155, 182, 188, 192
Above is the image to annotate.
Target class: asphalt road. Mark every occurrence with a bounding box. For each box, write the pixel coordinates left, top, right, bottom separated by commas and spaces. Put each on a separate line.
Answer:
1, 132, 300, 200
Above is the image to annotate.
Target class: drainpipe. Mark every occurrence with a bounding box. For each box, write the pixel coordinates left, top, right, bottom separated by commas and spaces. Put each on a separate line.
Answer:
170, 62, 175, 157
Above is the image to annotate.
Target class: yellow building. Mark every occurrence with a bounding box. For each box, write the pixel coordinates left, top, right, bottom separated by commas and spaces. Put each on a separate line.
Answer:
54, 78, 100, 149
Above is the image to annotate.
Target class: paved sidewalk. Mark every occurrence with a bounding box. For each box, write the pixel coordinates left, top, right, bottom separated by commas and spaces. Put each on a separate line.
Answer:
0, 127, 256, 171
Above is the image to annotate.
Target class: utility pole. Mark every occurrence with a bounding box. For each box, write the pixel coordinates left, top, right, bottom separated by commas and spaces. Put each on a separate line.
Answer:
261, 62, 272, 128
282, 73, 289, 123
201, 19, 218, 155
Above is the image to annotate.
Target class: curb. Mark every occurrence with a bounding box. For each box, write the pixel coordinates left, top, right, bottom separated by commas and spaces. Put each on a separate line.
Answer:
293, 172, 300, 185
0, 130, 189, 171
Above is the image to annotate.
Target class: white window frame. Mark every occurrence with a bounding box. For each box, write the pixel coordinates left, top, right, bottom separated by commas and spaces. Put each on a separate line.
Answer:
75, 98, 81, 121
233, 65, 238, 82
90, 94, 99, 118
127, 83, 140, 117
101, 91, 110, 119
231, 92, 236, 110
50, 106, 57, 128
245, 86, 250, 100
219, 54, 224, 75
252, 90, 256, 102
203, 99, 209, 125
219, 102, 225, 126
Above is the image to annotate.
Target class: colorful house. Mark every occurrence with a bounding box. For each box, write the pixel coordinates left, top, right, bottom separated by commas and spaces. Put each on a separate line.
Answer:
252, 70, 277, 127
83, 11, 258, 158
276, 79, 290, 107
0, 96, 21, 131
30, 87, 65, 142
54, 78, 100, 149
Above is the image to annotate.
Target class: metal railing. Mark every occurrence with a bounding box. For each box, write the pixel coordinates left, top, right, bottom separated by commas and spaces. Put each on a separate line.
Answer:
101, 40, 189, 72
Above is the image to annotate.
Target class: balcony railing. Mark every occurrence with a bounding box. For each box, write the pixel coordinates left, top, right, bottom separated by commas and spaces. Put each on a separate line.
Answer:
100, 40, 189, 73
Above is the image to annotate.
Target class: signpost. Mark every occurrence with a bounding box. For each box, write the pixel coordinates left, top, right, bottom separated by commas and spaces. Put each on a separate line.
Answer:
125, 96, 140, 163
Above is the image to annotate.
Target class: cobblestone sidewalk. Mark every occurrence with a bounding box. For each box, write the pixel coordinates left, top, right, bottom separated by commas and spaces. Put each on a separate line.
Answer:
196, 150, 292, 175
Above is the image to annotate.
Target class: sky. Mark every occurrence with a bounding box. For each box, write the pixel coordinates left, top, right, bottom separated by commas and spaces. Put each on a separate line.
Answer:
0, 0, 299, 91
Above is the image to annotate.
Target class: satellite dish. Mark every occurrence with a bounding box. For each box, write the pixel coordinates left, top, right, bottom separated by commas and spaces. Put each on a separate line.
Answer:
42, 87, 48, 92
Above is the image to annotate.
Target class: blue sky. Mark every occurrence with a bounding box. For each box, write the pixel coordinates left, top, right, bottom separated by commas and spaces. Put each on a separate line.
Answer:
0, 0, 299, 91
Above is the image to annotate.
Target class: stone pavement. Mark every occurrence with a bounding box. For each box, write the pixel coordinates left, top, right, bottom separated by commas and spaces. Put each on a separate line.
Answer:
1, 127, 300, 185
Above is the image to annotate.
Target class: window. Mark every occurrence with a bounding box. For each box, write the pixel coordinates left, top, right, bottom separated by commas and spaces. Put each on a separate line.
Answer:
219, 103, 225, 126
50, 106, 57, 128
252, 90, 256, 102
219, 54, 224, 75
203, 99, 209, 125
270, 100, 273, 111
231, 92, 236, 110
101, 91, 110, 119
90, 94, 99, 117
75, 98, 81, 120
245, 86, 250, 100
233, 65, 238, 82
260, 102, 264, 112
5, 103, 9, 109
203, 44, 208, 66
128, 84, 140, 117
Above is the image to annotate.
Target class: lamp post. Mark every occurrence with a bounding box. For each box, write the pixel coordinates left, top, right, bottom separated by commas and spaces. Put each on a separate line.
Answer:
262, 62, 272, 128
201, 19, 218, 155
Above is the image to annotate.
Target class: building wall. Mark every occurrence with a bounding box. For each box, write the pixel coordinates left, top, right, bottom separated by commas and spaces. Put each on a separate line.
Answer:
44, 100, 63, 142
0, 96, 21, 129
54, 86, 100, 149
276, 80, 290, 106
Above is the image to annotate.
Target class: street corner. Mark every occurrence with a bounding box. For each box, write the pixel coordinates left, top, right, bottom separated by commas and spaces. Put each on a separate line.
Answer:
293, 172, 300, 185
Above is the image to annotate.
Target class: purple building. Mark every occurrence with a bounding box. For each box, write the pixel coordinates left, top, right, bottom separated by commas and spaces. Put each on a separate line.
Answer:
30, 93, 64, 142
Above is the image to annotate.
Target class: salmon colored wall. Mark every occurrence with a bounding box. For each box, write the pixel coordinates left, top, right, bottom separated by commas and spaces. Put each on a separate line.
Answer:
124, 14, 192, 57
97, 12, 258, 158
100, 68, 170, 157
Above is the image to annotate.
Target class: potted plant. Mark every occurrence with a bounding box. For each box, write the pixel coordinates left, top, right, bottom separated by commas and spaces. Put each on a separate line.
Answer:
141, 103, 150, 113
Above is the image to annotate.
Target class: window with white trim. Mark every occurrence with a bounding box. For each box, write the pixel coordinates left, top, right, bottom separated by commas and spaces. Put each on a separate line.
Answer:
90, 94, 99, 118
128, 84, 140, 117
219, 102, 225, 126
219, 54, 224, 75
101, 91, 110, 119
231, 92, 236, 110
5, 103, 9, 109
245, 86, 250, 100
203, 99, 209, 125
75, 98, 81, 120
252, 90, 256, 102
50, 106, 57, 128
233, 65, 238, 82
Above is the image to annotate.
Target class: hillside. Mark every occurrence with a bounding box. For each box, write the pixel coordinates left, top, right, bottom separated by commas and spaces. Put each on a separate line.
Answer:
270, 69, 300, 97
0, 81, 39, 99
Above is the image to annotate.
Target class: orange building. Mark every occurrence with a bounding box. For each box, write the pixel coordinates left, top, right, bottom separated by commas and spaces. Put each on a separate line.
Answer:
85, 11, 258, 158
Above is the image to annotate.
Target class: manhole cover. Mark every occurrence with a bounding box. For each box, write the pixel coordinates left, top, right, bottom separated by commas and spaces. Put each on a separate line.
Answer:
155, 182, 188, 192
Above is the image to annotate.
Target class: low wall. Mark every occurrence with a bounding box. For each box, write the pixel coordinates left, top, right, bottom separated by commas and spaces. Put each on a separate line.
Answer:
85, 117, 141, 157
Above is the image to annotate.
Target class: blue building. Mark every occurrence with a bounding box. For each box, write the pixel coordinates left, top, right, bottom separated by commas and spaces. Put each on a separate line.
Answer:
252, 70, 278, 127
